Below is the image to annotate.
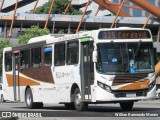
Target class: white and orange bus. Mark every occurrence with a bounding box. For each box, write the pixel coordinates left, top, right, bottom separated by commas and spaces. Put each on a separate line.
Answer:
2, 27, 157, 111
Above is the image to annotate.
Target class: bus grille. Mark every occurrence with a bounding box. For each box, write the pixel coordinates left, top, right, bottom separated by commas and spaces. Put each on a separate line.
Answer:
114, 92, 147, 98
112, 73, 148, 86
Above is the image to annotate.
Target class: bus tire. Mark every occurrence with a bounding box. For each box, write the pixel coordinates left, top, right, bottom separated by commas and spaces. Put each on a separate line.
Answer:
64, 103, 75, 110
158, 93, 160, 98
25, 88, 35, 109
35, 102, 43, 109
120, 102, 134, 111
1, 95, 5, 102
73, 88, 88, 111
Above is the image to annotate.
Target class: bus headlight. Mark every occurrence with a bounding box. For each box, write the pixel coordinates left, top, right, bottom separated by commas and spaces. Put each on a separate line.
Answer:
148, 79, 156, 91
97, 81, 112, 93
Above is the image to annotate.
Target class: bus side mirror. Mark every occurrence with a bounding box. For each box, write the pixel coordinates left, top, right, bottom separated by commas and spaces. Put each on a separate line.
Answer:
92, 51, 97, 63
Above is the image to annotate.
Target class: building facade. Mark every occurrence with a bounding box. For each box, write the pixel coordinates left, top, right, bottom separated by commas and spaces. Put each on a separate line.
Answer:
0, 0, 48, 13
111, 0, 160, 17
72, 0, 160, 17
0, 0, 159, 17
72, 0, 111, 16
0, 0, 111, 16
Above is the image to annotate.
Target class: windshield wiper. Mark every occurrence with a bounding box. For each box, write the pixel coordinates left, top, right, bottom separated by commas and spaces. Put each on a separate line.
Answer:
134, 40, 142, 57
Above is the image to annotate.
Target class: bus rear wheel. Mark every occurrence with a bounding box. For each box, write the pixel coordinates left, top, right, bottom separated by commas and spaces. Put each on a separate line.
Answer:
120, 102, 134, 111
1, 95, 5, 102
25, 88, 43, 109
73, 88, 88, 111
25, 88, 35, 109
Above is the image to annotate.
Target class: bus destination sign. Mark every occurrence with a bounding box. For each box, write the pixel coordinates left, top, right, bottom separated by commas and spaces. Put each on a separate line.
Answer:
98, 30, 151, 39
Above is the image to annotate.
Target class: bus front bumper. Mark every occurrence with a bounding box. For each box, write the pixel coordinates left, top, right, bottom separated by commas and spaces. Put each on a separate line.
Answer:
91, 85, 156, 103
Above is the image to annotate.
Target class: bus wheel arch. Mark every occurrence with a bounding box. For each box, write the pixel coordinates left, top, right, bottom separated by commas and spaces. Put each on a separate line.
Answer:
25, 86, 30, 95
64, 84, 79, 110
25, 86, 31, 101
70, 83, 79, 102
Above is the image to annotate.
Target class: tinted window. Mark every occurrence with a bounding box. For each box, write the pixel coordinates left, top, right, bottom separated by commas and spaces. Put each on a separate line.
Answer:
96, 42, 154, 74
20, 50, 30, 69
5, 52, 12, 71
44, 47, 52, 66
31, 48, 41, 68
66, 41, 79, 65
54, 43, 65, 66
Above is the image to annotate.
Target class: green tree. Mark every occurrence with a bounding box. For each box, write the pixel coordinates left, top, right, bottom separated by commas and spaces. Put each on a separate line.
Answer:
18, 26, 50, 45
34, 0, 82, 15
0, 40, 12, 75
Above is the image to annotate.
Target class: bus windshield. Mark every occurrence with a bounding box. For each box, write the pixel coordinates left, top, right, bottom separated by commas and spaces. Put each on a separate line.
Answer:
96, 42, 154, 74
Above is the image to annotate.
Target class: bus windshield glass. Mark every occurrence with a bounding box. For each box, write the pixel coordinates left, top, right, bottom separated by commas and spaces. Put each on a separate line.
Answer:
96, 42, 154, 74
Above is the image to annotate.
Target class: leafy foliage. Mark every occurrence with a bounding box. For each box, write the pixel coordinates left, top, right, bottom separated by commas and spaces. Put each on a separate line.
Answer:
18, 26, 50, 45
34, 0, 82, 15
0, 40, 12, 75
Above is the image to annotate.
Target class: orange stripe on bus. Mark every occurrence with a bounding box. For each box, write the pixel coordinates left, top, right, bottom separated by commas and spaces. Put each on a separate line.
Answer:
117, 80, 150, 91
6, 74, 40, 86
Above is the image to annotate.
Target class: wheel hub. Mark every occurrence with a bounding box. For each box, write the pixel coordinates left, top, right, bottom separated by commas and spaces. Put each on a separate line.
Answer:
26, 93, 31, 106
75, 93, 81, 106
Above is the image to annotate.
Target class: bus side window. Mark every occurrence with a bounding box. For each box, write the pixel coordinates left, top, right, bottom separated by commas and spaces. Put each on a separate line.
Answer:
44, 47, 52, 66
66, 41, 79, 65
5, 52, 12, 71
54, 43, 65, 66
20, 50, 30, 69
31, 47, 41, 68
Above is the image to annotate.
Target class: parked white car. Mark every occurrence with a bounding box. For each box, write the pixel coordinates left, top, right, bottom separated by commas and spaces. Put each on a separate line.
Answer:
156, 84, 160, 98
0, 84, 5, 102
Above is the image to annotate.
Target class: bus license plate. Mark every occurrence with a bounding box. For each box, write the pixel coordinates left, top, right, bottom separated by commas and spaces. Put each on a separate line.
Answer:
126, 93, 136, 98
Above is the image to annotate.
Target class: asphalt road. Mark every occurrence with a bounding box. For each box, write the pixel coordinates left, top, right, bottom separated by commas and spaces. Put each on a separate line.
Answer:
0, 99, 160, 120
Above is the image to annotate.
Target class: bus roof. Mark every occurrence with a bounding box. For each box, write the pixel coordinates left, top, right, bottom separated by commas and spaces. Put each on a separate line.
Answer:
3, 47, 11, 51
27, 27, 151, 44
46, 27, 151, 44
28, 34, 54, 44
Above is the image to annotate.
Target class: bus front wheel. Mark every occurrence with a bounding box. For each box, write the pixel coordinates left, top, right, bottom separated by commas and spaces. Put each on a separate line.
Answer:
120, 102, 134, 111
64, 103, 75, 110
73, 88, 88, 111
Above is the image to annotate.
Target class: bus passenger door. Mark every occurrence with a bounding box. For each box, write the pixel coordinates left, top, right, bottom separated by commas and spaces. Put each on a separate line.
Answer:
12, 50, 20, 101
80, 39, 94, 101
